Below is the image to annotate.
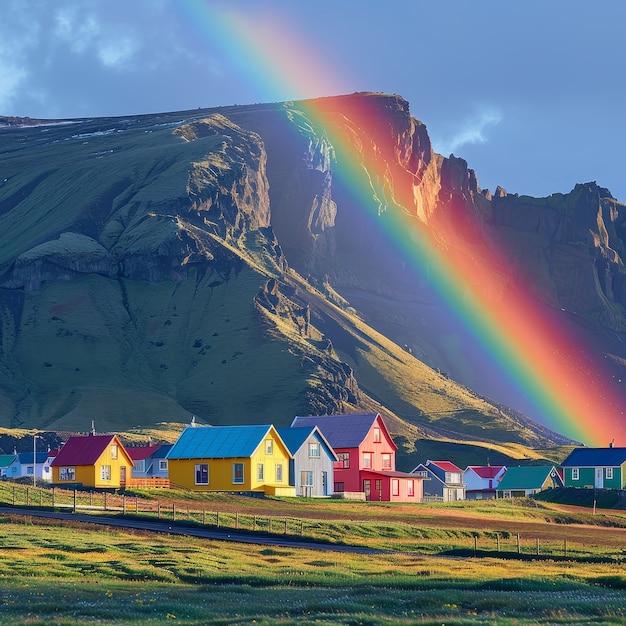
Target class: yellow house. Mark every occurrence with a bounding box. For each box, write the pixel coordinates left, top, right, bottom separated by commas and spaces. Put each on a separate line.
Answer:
167, 424, 295, 496
50, 434, 134, 489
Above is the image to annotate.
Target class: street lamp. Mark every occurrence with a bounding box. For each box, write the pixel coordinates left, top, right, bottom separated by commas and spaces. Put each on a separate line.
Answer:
33, 434, 41, 487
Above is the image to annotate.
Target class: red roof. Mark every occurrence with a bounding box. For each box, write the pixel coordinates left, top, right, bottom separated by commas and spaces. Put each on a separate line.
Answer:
429, 460, 463, 473
467, 465, 506, 479
51, 435, 126, 467
126, 444, 163, 461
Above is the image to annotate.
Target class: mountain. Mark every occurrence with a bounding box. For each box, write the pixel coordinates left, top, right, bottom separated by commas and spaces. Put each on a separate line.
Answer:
1, 93, 625, 458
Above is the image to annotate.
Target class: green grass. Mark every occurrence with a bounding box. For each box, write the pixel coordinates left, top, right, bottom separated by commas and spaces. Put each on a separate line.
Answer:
1, 515, 626, 624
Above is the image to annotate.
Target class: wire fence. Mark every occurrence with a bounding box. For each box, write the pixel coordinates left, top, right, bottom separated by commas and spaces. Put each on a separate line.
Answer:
0, 480, 624, 561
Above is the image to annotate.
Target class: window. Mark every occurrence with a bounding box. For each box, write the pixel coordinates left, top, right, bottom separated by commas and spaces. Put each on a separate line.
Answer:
373, 427, 381, 443
375, 479, 382, 493
257, 463, 264, 481
59, 467, 75, 481
159, 460, 168, 471
27, 466, 34, 476
391, 479, 399, 496
301, 471, 313, 486
335, 452, 350, 469
100, 465, 111, 481
110, 444, 118, 460
382, 453, 392, 470
362, 452, 373, 469
275, 463, 283, 482
135, 460, 145, 473
233, 463, 244, 484
407, 480, 414, 497
572, 468, 579, 481
308, 442, 320, 458
334, 482, 344, 492
195, 463, 209, 485
265, 439, 273, 455
606, 467, 614, 479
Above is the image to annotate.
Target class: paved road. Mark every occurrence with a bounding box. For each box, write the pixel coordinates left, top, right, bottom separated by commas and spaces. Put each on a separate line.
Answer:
0, 506, 381, 554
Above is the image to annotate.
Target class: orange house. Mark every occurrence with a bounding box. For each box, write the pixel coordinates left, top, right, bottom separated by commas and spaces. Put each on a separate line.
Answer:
50, 434, 133, 489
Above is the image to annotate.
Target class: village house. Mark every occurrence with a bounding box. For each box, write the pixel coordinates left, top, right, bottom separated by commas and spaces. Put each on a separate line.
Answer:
6, 451, 52, 483
125, 443, 172, 487
166, 424, 294, 496
411, 460, 466, 501
50, 434, 134, 489
561, 447, 626, 489
464, 465, 507, 500
496, 465, 563, 498
291, 413, 424, 502
278, 426, 337, 497
0, 454, 16, 479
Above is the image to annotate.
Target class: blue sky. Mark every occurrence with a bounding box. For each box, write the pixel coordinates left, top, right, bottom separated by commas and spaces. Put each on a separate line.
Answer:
2, 0, 625, 202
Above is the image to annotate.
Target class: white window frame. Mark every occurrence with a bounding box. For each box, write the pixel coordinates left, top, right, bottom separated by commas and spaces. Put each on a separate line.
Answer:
373, 427, 382, 443
265, 439, 273, 455
308, 442, 321, 458
362, 452, 373, 469
100, 465, 111, 481
110, 444, 118, 460
572, 468, 579, 481
159, 460, 168, 471
195, 463, 209, 485
257, 463, 264, 481
275, 463, 283, 482
606, 467, 614, 479
301, 470, 313, 487
59, 467, 76, 481
233, 463, 244, 484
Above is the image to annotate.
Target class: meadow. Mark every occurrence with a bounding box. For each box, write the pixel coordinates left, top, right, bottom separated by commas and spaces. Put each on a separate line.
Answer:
3, 484, 626, 624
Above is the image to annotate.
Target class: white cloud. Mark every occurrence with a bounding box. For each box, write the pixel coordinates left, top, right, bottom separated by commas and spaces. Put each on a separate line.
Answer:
432, 107, 502, 157
97, 37, 138, 68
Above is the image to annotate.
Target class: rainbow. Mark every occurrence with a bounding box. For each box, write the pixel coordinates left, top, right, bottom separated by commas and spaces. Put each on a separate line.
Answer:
179, 1, 625, 445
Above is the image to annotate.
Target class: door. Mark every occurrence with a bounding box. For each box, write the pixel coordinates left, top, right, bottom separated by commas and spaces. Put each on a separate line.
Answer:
322, 471, 328, 496
120, 466, 127, 486
595, 468, 604, 488
363, 479, 371, 500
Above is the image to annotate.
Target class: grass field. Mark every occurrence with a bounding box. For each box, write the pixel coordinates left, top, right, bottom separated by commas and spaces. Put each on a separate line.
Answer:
3, 485, 626, 624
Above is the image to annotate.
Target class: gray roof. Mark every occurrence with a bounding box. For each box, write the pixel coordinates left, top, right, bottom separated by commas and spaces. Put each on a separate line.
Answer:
561, 447, 626, 467
166, 425, 275, 460
291, 413, 383, 449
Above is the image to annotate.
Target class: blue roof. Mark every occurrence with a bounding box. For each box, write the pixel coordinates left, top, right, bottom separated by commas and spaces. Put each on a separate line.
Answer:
291, 413, 383, 449
16, 452, 49, 464
152, 444, 173, 459
277, 426, 337, 460
562, 447, 626, 467
166, 425, 275, 460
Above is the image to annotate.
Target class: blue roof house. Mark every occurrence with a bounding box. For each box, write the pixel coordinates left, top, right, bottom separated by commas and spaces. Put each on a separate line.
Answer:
561, 447, 626, 489
166, 425, 295, 495
278, 426, 337, 497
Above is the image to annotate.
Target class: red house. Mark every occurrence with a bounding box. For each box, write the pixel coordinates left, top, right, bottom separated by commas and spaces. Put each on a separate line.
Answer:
291, 413, 424, 502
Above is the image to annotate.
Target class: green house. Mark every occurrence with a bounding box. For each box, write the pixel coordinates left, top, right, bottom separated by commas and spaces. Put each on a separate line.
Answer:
561, 447, 626, 489
496, 465, 563, 498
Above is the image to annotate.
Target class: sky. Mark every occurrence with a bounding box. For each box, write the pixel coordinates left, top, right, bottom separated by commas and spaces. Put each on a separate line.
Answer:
1, 0, 625, 202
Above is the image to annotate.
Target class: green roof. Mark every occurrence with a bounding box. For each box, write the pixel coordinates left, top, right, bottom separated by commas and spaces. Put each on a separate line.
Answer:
0, 454, 15, 468
497, 466, 560, 491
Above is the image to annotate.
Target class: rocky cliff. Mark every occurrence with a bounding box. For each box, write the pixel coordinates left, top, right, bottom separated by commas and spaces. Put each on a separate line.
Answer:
1, 93, 624, 453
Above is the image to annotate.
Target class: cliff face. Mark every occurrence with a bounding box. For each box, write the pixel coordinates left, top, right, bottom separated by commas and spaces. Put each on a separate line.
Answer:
0, 93, 624, 449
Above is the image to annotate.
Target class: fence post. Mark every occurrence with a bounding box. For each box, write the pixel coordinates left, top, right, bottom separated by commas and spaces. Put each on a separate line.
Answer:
564, 539, 567, 557
253, 515, 256, 530
236, 512, 239, 529
202, 509, 206, 525
26, 487, 29, 507
52, 487, 55, 509
269, 517, 272, 533
216, 511, 219, 528
104, 492, 107, 511
12, 485, 15, 506
536, 538, 539, 556
73, 488, 77, 513
516, 533, 520, 554
284, 518, 287, 535
172, 503, 175, 521
157, 501, 160, 519
496, 533, 500, 552
89, 492, 93, 507
473, 535, 477, 554
135, 497, 138, 514
122, 494, 126, 515
300, 519, 303, 535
